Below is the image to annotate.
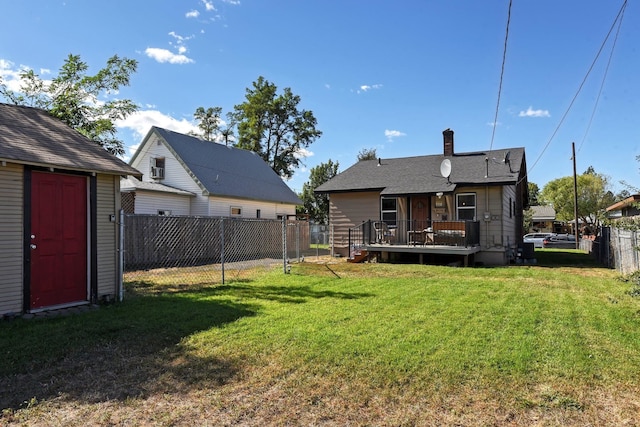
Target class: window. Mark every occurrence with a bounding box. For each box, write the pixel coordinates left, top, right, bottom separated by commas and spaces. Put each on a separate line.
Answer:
150, 157, 165, 179
230, 206, 242, 217
157, 210, 172, 216
256, 209, 261, 218
456, 193, 476, 221
381, 197, 397, 226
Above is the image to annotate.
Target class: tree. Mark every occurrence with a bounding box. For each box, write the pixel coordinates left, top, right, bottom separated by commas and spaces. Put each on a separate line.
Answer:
528, 182, 540, 206
357, 148, 377, 161
297, 160, 339, 224
233, 76, 322, 179
0, 54, 138, 156
539, 167, 615, 232
192, 106, 222, 141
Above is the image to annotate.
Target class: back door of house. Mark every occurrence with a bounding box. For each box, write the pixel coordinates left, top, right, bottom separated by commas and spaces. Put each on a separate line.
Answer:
411, 196, 430, 229
30, 171, 88, 309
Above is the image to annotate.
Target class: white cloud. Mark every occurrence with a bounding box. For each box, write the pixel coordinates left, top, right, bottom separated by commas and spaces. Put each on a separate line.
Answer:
116, 109, 199, 141
223, 0, 241, 4
384, 129, 406, 141
518, 106, 550, 118
186, 10, 200, 18
294, 147, 314, 159
168, 31, 193, 44
202, 0, 216, 11
357, 84, 383, 94
144, 48, 194, 64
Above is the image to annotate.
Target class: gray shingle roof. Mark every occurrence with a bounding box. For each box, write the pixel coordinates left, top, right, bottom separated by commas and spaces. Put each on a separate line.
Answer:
141, 127, 301, 205
0, 103, 141, 177
315, 147, 526, 195
530, 205, 556, 220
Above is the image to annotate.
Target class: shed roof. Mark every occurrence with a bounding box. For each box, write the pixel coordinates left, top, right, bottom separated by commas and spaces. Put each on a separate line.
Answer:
315, 147, 526, 195
0, 103, 141, 177
135, 127, 301, 205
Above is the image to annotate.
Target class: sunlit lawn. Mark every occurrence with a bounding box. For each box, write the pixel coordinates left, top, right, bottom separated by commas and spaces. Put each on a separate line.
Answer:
1, 251, 639, 426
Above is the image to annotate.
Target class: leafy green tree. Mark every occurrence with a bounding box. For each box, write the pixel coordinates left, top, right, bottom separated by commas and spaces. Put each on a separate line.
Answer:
192, 106, 222, 141
297, 160, 339, 224
357, 148, 377, 161
539, 167, 615, 231
233, 76, 322, 179
528, 182, 540, 206
0, 54, 138, 156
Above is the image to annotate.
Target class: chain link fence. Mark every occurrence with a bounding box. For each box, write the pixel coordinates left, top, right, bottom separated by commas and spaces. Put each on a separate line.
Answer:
122, 214, 318, 285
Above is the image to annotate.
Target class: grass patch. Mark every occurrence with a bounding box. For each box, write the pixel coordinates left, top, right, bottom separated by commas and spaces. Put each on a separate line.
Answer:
2, 255, 639, 425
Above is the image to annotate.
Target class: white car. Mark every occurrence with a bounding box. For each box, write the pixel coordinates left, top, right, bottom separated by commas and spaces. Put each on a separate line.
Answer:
523, 233, 556, 248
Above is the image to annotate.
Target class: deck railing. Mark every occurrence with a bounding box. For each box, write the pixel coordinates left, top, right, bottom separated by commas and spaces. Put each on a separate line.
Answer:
348, 219, 480, 252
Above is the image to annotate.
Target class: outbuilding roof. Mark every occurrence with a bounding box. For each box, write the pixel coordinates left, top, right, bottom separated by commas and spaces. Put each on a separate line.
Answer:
134, 127, 302, 205
315, 147, 526, 196
0, 103, 141, 177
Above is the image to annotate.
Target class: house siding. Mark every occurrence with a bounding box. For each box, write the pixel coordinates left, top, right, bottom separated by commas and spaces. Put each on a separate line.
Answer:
134, 191, 192, 216
96, 174, 119, 300
130, 134, 206, 215
329, 192, 380, 256
209, 195, 297, 219
0, 162, 24, 315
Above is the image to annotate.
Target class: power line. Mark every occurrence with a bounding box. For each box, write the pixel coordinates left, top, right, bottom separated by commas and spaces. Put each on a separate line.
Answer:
577, 0, 626, 154
488, 0, 513, 153
522, 0, 628, 185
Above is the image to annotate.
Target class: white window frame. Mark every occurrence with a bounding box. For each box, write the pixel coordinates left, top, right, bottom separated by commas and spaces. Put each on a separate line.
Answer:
456, 193, 476, 221
150, 157, 165, 179
230, 206, 242, 217
381, 197, 397, 226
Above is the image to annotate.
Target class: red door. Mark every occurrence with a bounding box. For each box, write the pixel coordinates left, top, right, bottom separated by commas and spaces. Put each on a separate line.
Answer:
30, 171, 88, 309
411, 197, 430, 230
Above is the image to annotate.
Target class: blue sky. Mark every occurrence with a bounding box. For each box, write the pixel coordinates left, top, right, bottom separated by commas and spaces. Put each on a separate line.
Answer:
1, 0, 638, 195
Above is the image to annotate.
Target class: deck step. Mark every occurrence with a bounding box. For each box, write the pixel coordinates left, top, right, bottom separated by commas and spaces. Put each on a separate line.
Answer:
348, 250, 369, 263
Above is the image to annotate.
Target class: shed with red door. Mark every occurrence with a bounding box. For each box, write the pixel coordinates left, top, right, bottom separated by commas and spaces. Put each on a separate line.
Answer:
0, 103, 141, 317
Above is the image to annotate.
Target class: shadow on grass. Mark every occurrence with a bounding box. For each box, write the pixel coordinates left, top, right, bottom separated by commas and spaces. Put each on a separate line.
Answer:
533, 249, 604, 268
0, 293, 255, 411
0, 280, 374, 412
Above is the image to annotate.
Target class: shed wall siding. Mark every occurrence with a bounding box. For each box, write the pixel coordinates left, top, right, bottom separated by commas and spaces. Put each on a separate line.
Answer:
0, 163, 24, 315
329, 192, 380, 255
134, 191, 192, 216
96, 174, 118, 299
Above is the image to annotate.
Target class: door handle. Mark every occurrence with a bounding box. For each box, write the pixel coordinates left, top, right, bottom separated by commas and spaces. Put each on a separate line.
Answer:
30, 244, 37, 250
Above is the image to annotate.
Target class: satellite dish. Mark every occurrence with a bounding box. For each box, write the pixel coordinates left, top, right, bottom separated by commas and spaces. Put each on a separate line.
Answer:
440, 159, 452, 179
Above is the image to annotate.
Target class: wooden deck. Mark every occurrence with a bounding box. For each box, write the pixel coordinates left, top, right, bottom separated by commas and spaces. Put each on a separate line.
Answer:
363, 243, 481, 266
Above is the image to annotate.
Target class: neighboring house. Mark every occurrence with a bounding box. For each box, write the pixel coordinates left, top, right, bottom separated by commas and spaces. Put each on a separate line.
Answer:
315, 129, 529, 266
124, 127, 301, 219
529, 205, 557, 233
606, 194, 640, 219
0, 103, 141, 317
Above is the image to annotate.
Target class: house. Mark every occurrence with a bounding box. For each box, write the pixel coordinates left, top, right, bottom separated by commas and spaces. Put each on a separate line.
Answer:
528, 205, 567, 233
315, 129, 529, 266
606, 194, 640, 219
0, 103, 141, 317
123, 127, 301, 219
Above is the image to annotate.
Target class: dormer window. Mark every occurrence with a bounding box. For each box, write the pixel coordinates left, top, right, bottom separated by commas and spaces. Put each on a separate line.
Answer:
150, 157, 165, 179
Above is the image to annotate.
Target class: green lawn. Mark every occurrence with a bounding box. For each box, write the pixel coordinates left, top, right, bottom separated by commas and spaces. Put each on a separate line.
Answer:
2, 251, 639, 426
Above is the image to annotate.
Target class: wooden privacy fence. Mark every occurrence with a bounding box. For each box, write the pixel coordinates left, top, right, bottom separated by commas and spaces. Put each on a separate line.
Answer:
123, 214, 309, 271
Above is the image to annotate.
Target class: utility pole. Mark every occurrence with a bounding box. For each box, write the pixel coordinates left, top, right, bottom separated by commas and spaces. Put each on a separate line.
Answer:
572, 142, 579, 249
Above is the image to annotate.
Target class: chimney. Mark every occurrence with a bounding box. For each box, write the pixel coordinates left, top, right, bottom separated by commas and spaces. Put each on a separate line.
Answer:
443, 128, 454, 156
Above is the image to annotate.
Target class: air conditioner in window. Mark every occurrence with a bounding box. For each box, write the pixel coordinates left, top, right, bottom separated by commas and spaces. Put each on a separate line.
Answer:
150, 166, 165, 179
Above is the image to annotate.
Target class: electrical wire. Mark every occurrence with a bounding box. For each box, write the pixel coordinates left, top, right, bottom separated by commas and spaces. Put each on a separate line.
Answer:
520, 0, 628, 186
577, 1, 626, 154
488, 0, 512, 153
